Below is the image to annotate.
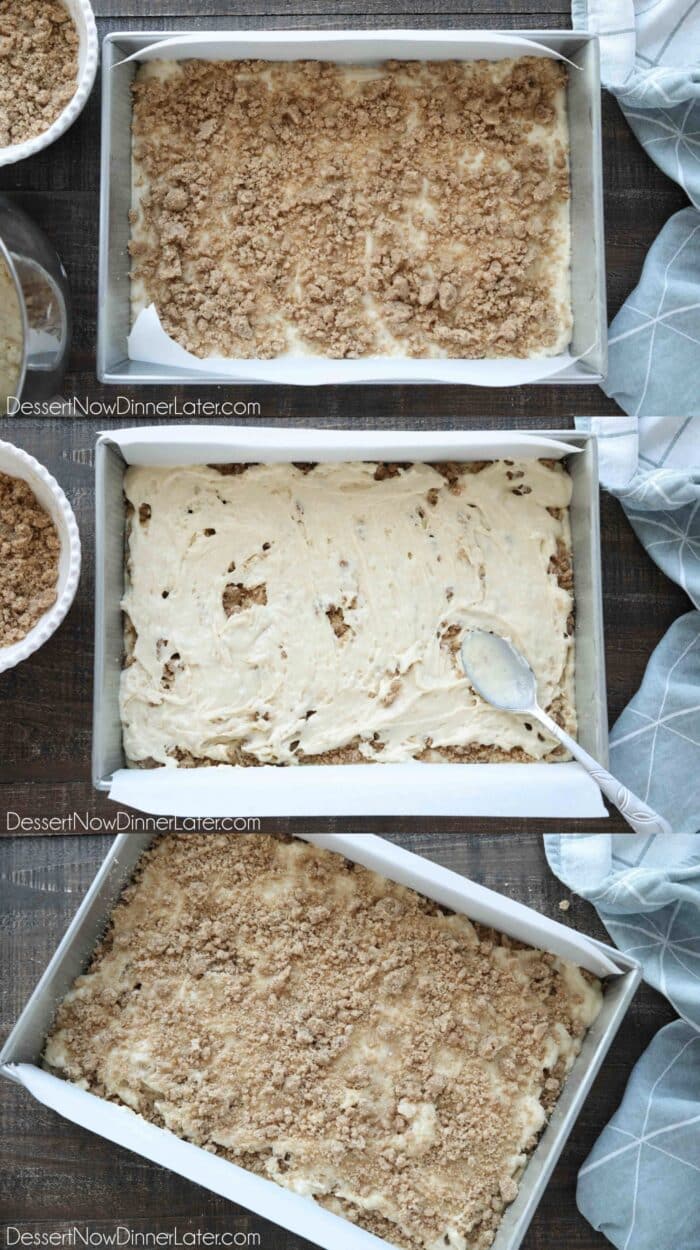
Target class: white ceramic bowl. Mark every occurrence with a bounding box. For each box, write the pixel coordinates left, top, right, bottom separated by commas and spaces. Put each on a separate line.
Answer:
0, 0, 98, 169
0, 440, 81, 673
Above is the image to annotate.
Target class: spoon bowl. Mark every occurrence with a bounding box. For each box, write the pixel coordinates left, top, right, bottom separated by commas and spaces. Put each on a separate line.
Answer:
459, 628, 671, 834
460, 629, 538, 713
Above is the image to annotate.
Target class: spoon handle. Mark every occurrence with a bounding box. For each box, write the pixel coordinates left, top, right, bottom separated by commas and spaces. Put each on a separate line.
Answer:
533, 709, 672, 834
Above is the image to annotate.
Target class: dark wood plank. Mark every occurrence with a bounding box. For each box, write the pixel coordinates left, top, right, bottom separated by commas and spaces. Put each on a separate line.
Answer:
0, 833, 677, 1249
91, 3, 574, 17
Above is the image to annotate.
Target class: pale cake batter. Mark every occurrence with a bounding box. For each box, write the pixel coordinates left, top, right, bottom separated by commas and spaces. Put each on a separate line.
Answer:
129, 57, 572, 361
119, 458, 576, 769
44, 835, 603, 1250
0, 253, 23, 412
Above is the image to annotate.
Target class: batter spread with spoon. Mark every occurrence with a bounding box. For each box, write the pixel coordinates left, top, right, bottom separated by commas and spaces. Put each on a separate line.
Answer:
120, 457, 575, 768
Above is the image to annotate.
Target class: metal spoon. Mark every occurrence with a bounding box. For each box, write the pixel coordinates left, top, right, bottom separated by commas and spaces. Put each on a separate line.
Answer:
460, 629, 671, 834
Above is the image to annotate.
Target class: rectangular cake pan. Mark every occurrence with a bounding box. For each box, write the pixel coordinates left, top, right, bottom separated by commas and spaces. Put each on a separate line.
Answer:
91, 426, 609, 820
97, 29, 606, 386
0, 834, 640, 1250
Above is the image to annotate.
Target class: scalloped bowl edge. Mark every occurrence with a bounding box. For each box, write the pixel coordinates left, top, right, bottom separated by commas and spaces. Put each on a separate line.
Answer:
0, 440, 82, 674
0, 0, 99, 168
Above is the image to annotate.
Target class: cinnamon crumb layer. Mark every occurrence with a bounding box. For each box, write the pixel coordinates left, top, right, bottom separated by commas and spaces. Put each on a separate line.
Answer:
0, 471, 59, 647
44, 834, 603, 1250
0, 0, 79, 148
130, 57, 572, 361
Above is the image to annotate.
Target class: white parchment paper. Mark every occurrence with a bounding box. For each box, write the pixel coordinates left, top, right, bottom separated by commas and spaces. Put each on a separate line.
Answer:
128, 306, 582, 387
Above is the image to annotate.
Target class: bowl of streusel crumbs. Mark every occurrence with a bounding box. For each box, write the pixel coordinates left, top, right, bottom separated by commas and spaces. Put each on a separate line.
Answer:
0, 0, 98, 167
0, 439, 81, 673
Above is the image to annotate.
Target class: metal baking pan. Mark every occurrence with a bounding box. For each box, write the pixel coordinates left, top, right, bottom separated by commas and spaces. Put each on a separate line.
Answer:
1, 833, 640, 1250
90, 426, 609, 819
96, 30, 607, 386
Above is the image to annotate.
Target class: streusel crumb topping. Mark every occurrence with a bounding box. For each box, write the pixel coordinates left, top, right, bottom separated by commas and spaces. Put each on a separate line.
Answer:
0, 0, 79, 148
44, 835, 602, 1250
0, 471, 59, 647
130, 57, 572, 360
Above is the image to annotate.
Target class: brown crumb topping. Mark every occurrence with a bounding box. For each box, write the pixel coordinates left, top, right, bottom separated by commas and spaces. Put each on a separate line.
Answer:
0, 470, 60, 647
130, 57, 571, 360
548, 536, 573, 592
223, 580, 268, 617
0, 0, 79, 148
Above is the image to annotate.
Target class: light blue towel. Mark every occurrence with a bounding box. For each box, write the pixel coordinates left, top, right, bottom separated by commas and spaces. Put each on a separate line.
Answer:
577, 418, 700, 833
544, 835, 700, 1250
610, 613, 700, 834
546, 834, 700, 1022
604, 210, 700, 418
578, 1020, 700, 1250
545, 417, 700, 1250
572, 0, 700, 204
571, 2, 700, 415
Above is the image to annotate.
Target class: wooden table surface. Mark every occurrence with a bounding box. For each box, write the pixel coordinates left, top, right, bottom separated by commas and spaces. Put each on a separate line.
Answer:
0, 833, 678, 1250
0, 0, 692, 835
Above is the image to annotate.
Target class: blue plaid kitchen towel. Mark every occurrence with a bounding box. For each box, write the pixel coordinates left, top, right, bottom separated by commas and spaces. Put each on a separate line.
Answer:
544, 417, 700, 1250
543, 834, 700, 1250
571, 1, 700, 415
579, 418, 700, 833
